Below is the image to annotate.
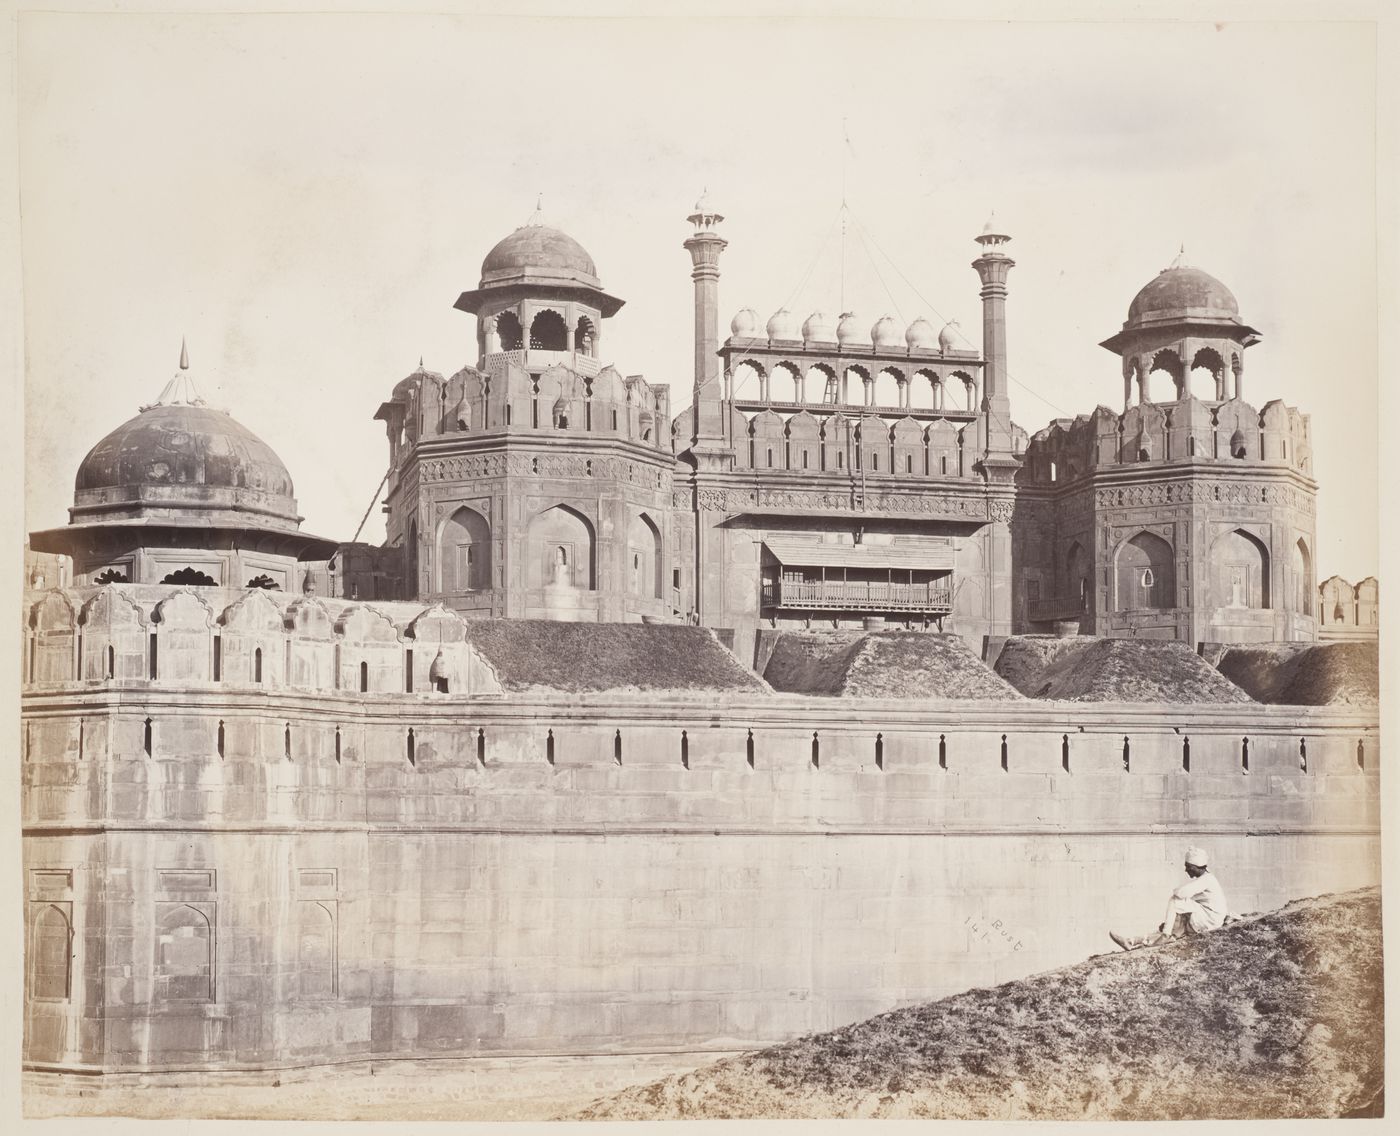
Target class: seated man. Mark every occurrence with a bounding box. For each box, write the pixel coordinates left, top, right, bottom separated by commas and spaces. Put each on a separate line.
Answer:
1110, 847, 1227, 950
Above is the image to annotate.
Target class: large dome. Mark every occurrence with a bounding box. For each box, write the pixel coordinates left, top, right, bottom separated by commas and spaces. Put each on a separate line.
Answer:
1127, 266, 1240, 324
73, 402, 301, 528
480, 224, 598, 283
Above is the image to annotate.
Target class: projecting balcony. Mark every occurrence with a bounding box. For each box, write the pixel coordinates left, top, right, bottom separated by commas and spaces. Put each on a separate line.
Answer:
1027, 594, 1088, 623
763, 578, 954, 614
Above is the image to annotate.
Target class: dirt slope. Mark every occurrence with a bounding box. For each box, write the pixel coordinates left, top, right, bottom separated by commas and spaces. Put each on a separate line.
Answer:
1216, 641, 1379, 706
995, 636, 1254, 703
572, 887, 1383, 1121
461, 621, 769, 695
764, 631, 1021, 699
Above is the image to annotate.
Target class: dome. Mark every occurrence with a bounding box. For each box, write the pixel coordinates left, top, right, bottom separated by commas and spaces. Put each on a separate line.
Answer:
802, 311, 836, 343
480, 224, 598, 284
1127, 266, 1240, 325
730, 308, 760, 337
766, 308, 799, 340
905, 317, 938, 349
836, 312, 863, 346
938, 321, 959, 351
871, 316, 902, 348
73, 402, 301, 529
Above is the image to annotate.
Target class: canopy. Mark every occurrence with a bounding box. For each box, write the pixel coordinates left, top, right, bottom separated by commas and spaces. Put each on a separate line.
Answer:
764, 537, 954, 571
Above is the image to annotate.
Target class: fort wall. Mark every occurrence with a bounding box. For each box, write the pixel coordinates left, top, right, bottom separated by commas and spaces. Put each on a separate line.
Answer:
22, 608, 1380, 1072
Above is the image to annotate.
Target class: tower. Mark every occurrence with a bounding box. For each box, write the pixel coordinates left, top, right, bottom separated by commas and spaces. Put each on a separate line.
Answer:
682, 190, 730, 464
971, 215, 1019, 468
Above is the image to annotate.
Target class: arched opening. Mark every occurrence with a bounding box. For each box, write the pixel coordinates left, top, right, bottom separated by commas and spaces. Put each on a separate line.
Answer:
844, 365, 871, 406
405, 520, 419, 600
161, 567, 216, 586
873, 368, 903, 408
246, 574, 279, 590
155, 904, 212, 1001
1293, 539, 1313, 615
808, 364, 838, 404
529, 309, 568, 350
439, 507, 492, 593
770, 362, 802, 402
731, 360, 764, 400
254, 648, 263, 684
495, 310, 524, 351
1212, 529, 1270, 610
94, 568, 128, 584
527, 504, 596, 590
1066, 541, 1089, 609
1147, 349, 1183, 402
575, 315, 597, 357
297, 901, 335, 998
909, 370, 938, 410
951, 372, 977, 411
1189, 347, 1225, 400
627, 512, 663, 599
1115, 531, 1174, 611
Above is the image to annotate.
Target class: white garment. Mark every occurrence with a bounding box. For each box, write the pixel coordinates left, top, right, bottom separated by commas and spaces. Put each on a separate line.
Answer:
1165, 869, 1228, 932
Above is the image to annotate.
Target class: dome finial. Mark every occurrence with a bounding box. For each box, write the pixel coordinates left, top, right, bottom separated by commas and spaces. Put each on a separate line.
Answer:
525, 195, 545, 228
146, 339, 206, 410
1168, 244, 1188, 270
179, 337, 189, 371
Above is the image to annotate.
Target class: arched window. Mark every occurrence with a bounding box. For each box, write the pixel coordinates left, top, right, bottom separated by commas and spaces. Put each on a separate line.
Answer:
529, 310, 568, 351
496, 310, 523, 351
1115, 531, 1174, 611
439, 507, 491, 593
405, 520, 419, 600
246, 574, 280, 590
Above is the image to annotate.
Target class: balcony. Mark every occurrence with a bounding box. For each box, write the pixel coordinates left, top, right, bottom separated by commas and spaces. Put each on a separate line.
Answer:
763, 578, 953, 614
1027, 594, 1088, 623
483, 349, 602, 377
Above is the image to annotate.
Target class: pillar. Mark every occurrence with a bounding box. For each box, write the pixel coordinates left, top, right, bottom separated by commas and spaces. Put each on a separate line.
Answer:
971, 224, 1017, 457
683, 198, 728, 446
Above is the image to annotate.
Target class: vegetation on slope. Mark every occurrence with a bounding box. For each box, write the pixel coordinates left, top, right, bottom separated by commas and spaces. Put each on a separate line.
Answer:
1217, 641, 1379, 706
572, 888, 1383, 1121
764, 631, 1022, 700
995, 636, 1255, 703
461, 621, 769, 694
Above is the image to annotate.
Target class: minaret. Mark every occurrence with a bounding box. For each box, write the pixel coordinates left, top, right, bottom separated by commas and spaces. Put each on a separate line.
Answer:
683, 191, 729, 450
971, 214, 1018, 462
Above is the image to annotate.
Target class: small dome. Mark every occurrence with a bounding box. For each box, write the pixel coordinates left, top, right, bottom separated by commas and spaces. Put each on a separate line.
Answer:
836, 312, 863, 346
766, 308, 799, 340
730, 308, 760, 337
481, 224, 598, 284
905, 317, 938, 348
802, 311, 836, 343
938, 321, 959, 351
1128, 266, 1240, 325
871, 316, 902, 348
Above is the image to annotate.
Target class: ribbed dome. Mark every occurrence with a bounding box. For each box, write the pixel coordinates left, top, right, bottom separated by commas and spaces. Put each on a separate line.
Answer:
836, 312, 863, 346
730, 308, 760, 337
872, 316, 902, 348
905, 317, 938, 348
803, 311, 836, 343
766, 309, 799, 340
73, 403, 301, 529
480, 224, 598, 283
1128, 266, 1239, 324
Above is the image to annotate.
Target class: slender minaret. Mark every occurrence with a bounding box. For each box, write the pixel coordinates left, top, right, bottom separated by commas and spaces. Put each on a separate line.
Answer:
971, 215, 1017, 460
683, 191, 728, 447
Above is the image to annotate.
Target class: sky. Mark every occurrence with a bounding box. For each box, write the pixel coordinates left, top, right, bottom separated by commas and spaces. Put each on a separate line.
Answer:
15, 9, 1382, 581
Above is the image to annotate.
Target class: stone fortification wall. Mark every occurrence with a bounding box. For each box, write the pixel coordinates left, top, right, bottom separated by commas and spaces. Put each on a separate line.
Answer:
22, 668, 1380, 1074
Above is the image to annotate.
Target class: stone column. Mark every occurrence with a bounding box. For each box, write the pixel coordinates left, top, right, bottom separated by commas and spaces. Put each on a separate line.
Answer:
683, 203, 729, 448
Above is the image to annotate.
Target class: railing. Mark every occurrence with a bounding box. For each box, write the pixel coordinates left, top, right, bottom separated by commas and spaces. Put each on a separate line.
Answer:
1027, 594, 1088, 623
763, 578, 953, 613
483, 350, 602, 377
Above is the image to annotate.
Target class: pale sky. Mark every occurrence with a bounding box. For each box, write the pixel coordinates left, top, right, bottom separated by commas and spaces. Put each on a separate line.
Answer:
17, 9, 1381, 581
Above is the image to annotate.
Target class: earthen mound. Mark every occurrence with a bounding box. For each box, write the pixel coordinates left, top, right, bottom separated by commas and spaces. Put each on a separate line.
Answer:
764, 631, 1022, 700
571, 887, 1383, 1121
994, 636, 1254, 703
1216, 641, 1378, 706
461, 621, 769, 695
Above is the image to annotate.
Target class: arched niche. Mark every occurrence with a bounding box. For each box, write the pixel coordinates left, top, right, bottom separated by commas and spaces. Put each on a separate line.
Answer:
627, 512, 663, 599
1212, 528, 1270, 610
155, 904, 212, 1002
438, 506, 492, 593
1115, 531, 1174, 611
1293, 538, 1313, 616
527, 504, 595, 590
30, 902, 72, 1001
1066, 540, 1090, 606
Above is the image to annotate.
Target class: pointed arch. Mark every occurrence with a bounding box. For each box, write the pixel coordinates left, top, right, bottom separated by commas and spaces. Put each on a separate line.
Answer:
1115, 531, 1175, 610
438, 506, 492, 593
1212, 528, 1270, 610
627, 511, 663, 599
155, 904, 212, 1002
1293, 538, 1313, 617
526, 503, 596, 590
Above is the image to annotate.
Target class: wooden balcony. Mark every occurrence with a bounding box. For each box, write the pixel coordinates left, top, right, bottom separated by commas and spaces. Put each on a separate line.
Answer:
763, 578, 953, 614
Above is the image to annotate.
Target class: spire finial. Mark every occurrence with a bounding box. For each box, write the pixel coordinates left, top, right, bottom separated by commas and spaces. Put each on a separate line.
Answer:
419, 355, 424, 369
179, 337, 189, 370
525, 194, 545, 228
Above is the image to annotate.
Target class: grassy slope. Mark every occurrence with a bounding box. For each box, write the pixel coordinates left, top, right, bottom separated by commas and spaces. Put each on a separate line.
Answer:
764, 632, 1022, 700
573, 888, 1383, 1121
1217, 641, 1380, 706
461, 621, 768, 694
995, 636, 1255, 704
762, 632, 866, 695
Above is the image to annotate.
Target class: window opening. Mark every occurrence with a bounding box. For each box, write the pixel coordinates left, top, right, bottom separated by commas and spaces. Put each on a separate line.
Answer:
149, 632, 159, 680
360, 661, 368, 692
1241, 736, 1250, 774
144, 717, 153, 757
1000, 734, 1008, 771
746, 729, 755, 769
406, 728, 415, 766
1122, 735, 1131, 772
546, 729, 555, 765
1061, 733, 1070, 772
1299, 737, 1307, 773
1182, 736, 1191, 772
254, 647, 263, 684
875, 732, 884, 770
938, 734, 947, 770
613, 729, 622, 766
680, 730, 688, 769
